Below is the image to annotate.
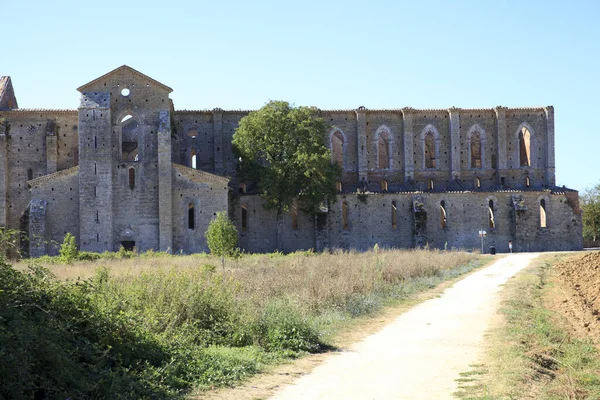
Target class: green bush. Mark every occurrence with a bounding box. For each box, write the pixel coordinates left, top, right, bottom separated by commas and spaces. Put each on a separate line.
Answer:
58, 233, 78, 264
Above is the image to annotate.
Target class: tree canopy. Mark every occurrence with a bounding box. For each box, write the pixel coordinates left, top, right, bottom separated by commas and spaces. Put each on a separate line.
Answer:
205, 211, 239, 268
581, 183, 600, 243
233, 101, 341, 249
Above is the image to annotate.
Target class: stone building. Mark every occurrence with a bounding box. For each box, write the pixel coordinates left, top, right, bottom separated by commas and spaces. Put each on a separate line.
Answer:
0, 65, 582, 256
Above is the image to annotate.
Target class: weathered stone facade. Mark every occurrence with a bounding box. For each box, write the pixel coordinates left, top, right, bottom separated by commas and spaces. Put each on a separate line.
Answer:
0, 65, 582, 255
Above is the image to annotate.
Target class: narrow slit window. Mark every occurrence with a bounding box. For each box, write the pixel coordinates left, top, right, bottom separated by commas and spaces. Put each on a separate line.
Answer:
342, 201, 349, 230
191, 149, 197, 169
291, 201, 298, 230
27, 168, 33, 180
525, 176, 530, 187
428, 179, 434, 190
470, 131, 481, 168
188, 202, 195, 230
96, 210, 99, 223
381, 180, 388, 191
475, 178, 481, 189
241, 205, 247, 230
336, 181, 342, 192
488, 200, 495, 229
391, 201, 397, 229
331, 131, 344, 166
540, 199, 547, 228
128, 168, 135, 189
491, 154, 497, 169
440, 200, 447, 228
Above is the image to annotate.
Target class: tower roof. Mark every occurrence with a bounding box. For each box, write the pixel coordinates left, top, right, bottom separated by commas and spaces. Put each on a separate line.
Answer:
0, 76, 18, 110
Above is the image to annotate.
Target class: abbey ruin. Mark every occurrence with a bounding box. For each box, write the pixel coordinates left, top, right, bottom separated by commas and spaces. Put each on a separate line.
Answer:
0, 66, 583, 256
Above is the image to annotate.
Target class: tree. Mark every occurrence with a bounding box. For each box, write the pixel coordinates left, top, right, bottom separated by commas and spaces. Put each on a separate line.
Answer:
205, 212, 239, 268
581, 183, 600, 243
0, 227, 20, 261
232, 101, 341, 250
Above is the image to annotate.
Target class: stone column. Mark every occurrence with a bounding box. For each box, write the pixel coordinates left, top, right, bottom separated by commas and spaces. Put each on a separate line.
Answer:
448, 108, 461, 180
28, 199, 47, 257
494, 107, 508, 185
402, 108, 414, 181
213, 108, 223, 174
355, 108, 368, 184
544, 106, 556, 186
157, 110, 173, 252
46, 134, 58, 174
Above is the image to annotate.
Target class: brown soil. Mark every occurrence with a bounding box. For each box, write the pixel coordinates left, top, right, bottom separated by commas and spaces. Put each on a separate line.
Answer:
550, 251, 600, 341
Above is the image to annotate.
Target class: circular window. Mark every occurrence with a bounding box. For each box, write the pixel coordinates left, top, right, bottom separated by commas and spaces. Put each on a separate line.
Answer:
121, 88, 130, 96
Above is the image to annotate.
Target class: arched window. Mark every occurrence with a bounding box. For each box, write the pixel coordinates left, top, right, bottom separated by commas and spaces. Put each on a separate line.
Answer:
391, 201, 397, 229
424, 132, 436, 168
27, 168, 33, 180
342, 201, 349, 230
241, 205, 247, 230
331, 130, 344, 167
540, 199, 547, 228
239, 183, 247, 194
336, 181, 343, 192
519, 127, 531, 167
475, 177, 481, 189
187, 129, 198, 139
380, 180, 388, 191
471, 131, 482, 168
378, 131, 390, 169
121, 114, 139, 162
291, 201, 298, 230
191, 149, 197, 169
440, 200, 447, 228
488, 199, 495, 229
428, 179, 434, 190
188, 202, 195, 230
525, 176, 530, 187
128, 168, 135, 189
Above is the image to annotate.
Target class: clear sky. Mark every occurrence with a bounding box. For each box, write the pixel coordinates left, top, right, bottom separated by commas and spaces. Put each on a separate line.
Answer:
2, 0, 598, 191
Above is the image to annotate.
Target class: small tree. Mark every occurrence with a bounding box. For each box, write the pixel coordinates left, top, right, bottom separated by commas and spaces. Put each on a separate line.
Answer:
581, 183, 600, 243
205, 212, 239, 268
0, 227, 20, 262
59, 233, 78, 264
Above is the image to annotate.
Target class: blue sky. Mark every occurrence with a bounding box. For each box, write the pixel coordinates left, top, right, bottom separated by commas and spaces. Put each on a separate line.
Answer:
2, 0, 598, 191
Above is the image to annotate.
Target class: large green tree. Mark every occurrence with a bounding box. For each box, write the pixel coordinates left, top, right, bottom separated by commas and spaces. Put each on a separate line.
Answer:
581, 183, 600, 243
233, 101, 341, 250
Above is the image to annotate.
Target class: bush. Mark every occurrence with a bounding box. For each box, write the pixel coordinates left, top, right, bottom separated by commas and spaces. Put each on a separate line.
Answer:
205, 212, 239, 267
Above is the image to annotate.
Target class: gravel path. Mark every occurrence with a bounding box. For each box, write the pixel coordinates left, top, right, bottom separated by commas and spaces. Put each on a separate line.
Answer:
270, 253, 540, 400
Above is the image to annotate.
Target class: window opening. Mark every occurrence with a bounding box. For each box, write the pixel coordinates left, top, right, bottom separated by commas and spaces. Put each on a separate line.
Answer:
128, 168, 135, 189
331, 131, 344, 166
241, 205, 247, 230
187, 129, 198, 139
471, 131, 481, 168
381, 180, 388, 191
239, 183, 247, 194
291, 201, 298, 230
519, 127, 531, 167
391, 201, 397, 229
491, 154, 497, 169
475, 178, 481, 188
500, 176, 506, 187
440, 200, 447, 228
27, 168, 33, 180
342, 201, 349, 230
428, 179, 434, 190
191, 149, 197, 169
336, 181, 342, 192
378, 132, 390, 169
525, 176, 530, 187
540, 199, 547, 228
488, 200, 495, 229
188, 203, 195, 230
121, 114, 139, 161
424, 132, 436, 168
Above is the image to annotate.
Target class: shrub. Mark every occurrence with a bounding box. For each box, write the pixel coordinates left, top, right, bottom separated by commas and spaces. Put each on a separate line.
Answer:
59, 233, 78, 264
205, 212, 239, 268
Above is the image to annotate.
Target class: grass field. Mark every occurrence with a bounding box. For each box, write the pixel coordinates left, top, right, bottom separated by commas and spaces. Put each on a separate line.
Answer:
3, 248, 482, 399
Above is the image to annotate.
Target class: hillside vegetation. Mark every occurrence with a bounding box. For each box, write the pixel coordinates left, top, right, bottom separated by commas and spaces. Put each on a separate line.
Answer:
3, 249, 480, 399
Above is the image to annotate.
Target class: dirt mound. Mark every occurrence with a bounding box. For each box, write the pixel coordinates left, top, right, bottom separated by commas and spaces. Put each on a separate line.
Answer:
553, 251, 600, 339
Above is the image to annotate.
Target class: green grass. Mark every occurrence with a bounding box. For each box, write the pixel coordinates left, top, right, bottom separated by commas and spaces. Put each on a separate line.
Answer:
454, 255, 600, 400
2, 249, 485, 398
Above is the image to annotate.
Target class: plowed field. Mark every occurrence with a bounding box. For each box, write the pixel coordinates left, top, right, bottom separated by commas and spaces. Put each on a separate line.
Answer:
553, 251, 600, 340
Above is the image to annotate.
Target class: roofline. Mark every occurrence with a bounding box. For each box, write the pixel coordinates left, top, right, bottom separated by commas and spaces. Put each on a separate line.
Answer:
77, 65, 173, 93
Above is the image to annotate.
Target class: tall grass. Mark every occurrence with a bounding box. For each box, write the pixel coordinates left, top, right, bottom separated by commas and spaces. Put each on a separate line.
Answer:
5, 249, 480, 398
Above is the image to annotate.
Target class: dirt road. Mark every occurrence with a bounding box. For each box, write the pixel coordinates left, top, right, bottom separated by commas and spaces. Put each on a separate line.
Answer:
270, 253, 540, 400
